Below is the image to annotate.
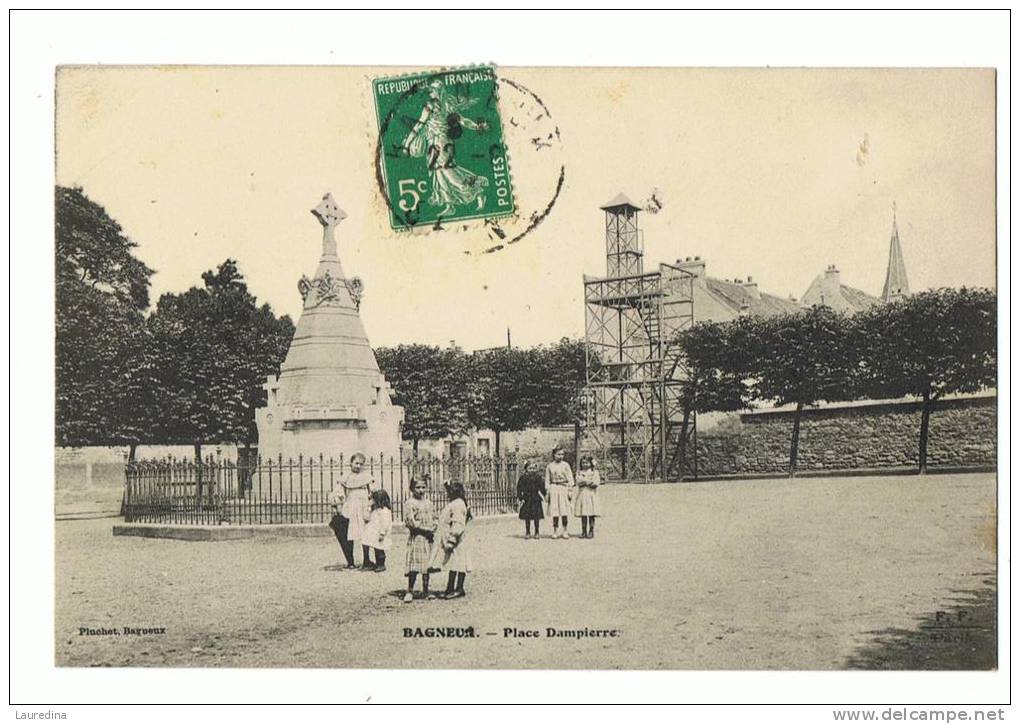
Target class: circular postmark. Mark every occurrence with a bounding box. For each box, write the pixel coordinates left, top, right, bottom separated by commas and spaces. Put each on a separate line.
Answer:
373, 69, 564, 254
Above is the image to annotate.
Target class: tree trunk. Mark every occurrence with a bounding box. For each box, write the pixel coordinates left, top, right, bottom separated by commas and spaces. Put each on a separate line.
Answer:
678, 407, 691, 480
194, 442, 203, 503
242, 439, 252, 495
494, 429, 502, 487
918, 391, 933, 475
128, 443, 137, 463
573, 420, 581, 463
789, 401, 804, 478
412, 437, 419, 457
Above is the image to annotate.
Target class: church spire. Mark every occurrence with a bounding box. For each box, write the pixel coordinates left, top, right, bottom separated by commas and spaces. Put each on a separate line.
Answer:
882, 202, 910, 302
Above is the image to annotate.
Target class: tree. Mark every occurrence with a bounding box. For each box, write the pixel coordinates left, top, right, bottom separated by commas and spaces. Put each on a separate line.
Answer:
741, 307, 857, 476
530, 338, 587, 454
375, 344, 470, 454
675, 321, 751, 477
55, 186, 153, 310
466, 347, 537, 457
855, 288, 996, 474
55, 186, 155, 450
148, 260, 294, 470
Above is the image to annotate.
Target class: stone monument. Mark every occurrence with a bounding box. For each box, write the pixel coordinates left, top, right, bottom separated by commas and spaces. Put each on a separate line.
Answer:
255, 194, 404, 464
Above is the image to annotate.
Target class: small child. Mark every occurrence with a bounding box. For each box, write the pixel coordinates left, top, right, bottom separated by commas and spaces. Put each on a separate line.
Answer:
361, 489, 392, 572
403, 477, 436, 602
428, 482, 472, 598
573, 455, 602, 539
516, 461, 546, 539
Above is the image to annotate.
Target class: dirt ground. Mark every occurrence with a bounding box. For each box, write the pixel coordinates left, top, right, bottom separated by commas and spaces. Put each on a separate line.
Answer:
55, 472, 997, 670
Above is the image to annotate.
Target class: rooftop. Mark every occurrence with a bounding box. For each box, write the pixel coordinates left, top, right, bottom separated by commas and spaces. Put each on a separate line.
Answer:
704, 277, 804, 318
600, 192, 641, 211
800, 272, 881, 313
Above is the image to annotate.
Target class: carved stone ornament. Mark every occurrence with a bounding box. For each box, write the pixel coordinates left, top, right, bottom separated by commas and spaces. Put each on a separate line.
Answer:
315, 272, 342, 305
345, 276, 364, 310
298, 271, 345, 307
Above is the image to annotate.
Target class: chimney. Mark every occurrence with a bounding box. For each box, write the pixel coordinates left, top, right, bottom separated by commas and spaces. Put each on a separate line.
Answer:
676, 255, 706, 278
818, 265, 847, 312
740, 275, 760, 300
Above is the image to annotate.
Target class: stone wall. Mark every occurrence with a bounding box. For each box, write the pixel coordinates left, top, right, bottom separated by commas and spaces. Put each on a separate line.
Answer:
55, 444, 241, 518
695, 395, 997, 477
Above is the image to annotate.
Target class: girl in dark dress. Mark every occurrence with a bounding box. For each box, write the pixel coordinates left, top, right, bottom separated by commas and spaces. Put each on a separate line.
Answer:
516, 461, 546, 539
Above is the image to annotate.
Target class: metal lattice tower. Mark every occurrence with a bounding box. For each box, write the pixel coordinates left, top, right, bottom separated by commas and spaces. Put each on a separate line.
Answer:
581, 195, 696, 482
604, 192, 644, 277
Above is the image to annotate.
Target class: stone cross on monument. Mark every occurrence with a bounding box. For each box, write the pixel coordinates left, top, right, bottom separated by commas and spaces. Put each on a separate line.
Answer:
311, 192, 348, 257
255, 194, 404, 467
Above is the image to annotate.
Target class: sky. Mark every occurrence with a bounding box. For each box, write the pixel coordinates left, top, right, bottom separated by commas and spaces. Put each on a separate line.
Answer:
55, 66, 996, 351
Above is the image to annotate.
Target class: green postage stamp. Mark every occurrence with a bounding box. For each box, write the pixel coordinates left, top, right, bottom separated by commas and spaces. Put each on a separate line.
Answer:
372, 66, 516, 230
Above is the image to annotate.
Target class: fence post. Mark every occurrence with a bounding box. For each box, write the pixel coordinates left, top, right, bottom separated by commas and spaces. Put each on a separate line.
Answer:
317, 453, 324, 523
297, 454, 303, 525
258, 456, 263, 523
276, 454, 284, 525
123, 462, 132, 521
208, 454, 217, 510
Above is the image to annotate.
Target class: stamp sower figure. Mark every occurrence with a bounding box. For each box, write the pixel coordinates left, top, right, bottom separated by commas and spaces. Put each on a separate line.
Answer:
403, 476, 437, 602
361, 489, 393, 573
338, 451, 376, 569
401, 79, 489, 217
544, 447, 575, 539
573, 455, 602, 539
516, 460, 546, 539
428, 482, 472, 599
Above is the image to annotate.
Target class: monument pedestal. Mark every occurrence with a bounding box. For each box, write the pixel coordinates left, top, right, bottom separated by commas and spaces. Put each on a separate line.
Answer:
255, 194, 404, 466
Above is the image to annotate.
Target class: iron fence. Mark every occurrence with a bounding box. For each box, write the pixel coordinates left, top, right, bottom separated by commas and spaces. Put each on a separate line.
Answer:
123, 454, 522, 525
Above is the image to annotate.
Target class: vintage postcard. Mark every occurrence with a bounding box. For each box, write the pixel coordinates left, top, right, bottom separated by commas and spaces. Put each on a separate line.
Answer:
52, 64, 997, 674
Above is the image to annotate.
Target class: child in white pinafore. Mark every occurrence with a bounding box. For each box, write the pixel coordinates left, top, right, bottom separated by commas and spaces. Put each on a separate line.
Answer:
339, 452, 377, 569
361, 489, 393, 572
573, 455, 602, 539
544, 447, 575, 538
428, 482, 472, 598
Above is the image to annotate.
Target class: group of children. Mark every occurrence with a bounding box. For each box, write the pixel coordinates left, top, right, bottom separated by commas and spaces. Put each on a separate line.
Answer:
328, 452, 471, 602
327, 446, 600, 603
327, 452, 387, 571
516, 447, 601, 540
402, 476, 472, 601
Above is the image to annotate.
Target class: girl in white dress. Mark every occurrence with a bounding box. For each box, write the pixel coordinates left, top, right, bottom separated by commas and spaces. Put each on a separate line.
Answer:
428, 482, 472, 598
339, 452, 376, 569
544, 447, 575, 539
573, 455, 602, 539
